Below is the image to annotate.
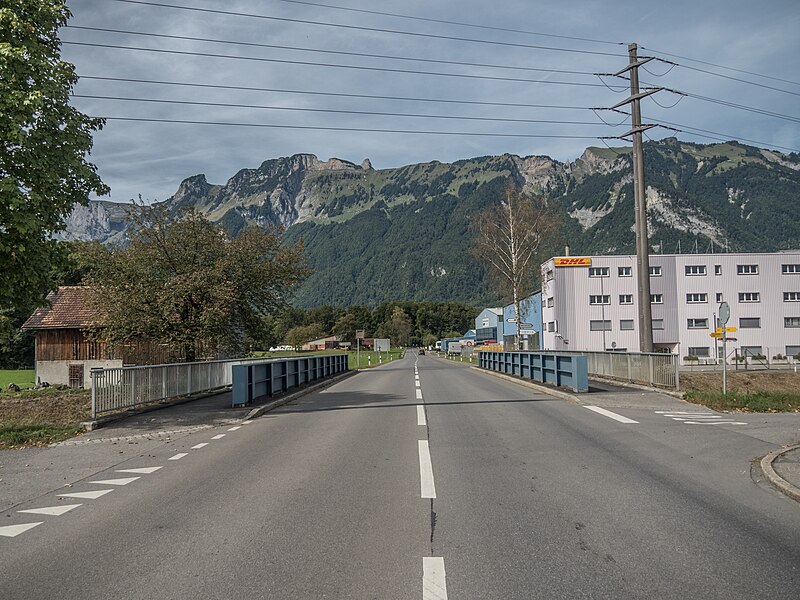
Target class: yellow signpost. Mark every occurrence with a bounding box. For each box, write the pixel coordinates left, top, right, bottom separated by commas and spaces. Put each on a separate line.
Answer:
710, 332, 724, 339
715, 327, 737, 333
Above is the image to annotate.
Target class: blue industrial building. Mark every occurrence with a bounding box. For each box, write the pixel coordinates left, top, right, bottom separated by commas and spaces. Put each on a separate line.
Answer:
474, 307, 503, 344
502, 291, 542, 350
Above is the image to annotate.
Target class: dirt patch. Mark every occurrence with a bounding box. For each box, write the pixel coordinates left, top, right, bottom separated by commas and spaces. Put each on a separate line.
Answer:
0, 388, 91, 426
681, 371, 800, 394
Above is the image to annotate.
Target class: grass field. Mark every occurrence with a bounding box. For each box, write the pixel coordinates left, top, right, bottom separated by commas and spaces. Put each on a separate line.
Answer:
0, 369, 35, 389
681, 371, 800, 412
0, 387, 90, 449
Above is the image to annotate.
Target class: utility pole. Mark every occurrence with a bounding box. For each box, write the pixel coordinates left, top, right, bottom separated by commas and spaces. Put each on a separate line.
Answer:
607, 43, 662, 353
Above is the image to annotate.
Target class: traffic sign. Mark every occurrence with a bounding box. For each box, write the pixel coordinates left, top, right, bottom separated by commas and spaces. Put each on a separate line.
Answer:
715, 327, 737, 333
710, 332, 723, 339
719, 301, 730, 325
724, 337, 737, 342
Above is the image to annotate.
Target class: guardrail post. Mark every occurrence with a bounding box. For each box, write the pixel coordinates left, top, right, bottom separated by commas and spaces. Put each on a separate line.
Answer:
130, 369, 136, 407
91, 368, 98, 419
627, 354, 632, 382
674, 355, 680, 391
648, 355, 655, 386
187, 363, 192, 396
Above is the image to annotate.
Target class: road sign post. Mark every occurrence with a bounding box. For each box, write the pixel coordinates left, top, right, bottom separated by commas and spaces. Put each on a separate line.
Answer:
718, 301, 730, 395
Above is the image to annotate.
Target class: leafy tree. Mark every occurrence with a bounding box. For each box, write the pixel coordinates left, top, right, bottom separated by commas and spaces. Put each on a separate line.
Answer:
285, 323, 326, 349
378, 306, 413, 346
0, 1, 108, 314
83, 206, 310, 361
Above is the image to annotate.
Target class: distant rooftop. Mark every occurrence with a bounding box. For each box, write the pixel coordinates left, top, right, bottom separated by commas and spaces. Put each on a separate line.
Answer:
22, 287, 100, 330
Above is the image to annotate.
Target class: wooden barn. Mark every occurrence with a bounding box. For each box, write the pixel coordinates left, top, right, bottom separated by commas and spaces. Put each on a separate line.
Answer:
22, 287, 187, 388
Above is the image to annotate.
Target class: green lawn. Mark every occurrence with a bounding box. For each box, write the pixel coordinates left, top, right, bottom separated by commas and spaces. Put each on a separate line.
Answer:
0, 369, 35, 389
684, 390, 800, 412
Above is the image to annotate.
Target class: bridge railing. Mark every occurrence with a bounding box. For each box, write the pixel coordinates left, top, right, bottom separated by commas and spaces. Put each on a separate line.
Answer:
548, 350, 679, 390
478, 351, 589, 393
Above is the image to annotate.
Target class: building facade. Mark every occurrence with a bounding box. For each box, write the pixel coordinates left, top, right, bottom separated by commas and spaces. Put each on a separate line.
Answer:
502, 292, 542, 351
474, 307, 503, 344
540, 252, 800, 362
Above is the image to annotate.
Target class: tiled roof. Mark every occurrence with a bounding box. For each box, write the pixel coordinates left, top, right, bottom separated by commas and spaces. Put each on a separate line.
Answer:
21, 287, 100, 330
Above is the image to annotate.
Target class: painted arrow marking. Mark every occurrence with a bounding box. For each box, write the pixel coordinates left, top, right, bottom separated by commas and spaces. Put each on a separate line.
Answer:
88, 477, 140, 486
117, 467, 162, 474
58, 489, 113, 500
0, 522, 44, 538
18, 504, 82, 516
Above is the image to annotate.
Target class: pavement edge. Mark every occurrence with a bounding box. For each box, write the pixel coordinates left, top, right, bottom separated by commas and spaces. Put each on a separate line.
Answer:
245, 370, 356, 419
759, 444, 800, 503
468, 365, 581, 403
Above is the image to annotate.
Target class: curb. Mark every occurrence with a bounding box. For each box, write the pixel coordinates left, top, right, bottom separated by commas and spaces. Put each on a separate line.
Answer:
760, 444, 800, 503
587, 375, 685, 399
245, 370, 356, 420
468, 366, 581, 403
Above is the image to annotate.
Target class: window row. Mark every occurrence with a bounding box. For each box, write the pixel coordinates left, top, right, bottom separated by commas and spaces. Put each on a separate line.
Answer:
688, 346, 800, 359
585, 317, 800, 331
586, 292, 800, 305
587, 263, 800, 278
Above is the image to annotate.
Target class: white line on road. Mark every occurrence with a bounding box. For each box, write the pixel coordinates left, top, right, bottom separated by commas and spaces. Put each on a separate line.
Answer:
228, 426, 242, 431
211, 434, 226, 440
585, 406, 638, 424
0, 522, 44, 538
417, 405, 427, 426
191, 443, 209, 449
18, 504, 81, 516
58, 489, 113, 500
416, 381, 421, 388
241, 421, 253, 425
418, 440, 437, 498
88, 477, 140, 486
685, 421, 748, 425
168, 453, 188, 460
422, 557, 448, 600
416, 389, 423, 400
117, 467, 162, 474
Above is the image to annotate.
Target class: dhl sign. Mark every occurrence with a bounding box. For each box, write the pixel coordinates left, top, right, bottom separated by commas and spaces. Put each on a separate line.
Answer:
554, 257, 592, 267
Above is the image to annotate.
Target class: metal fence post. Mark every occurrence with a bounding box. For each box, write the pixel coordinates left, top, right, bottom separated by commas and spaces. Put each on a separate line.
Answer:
674, 355, 680, 391
91, 368, 98, 420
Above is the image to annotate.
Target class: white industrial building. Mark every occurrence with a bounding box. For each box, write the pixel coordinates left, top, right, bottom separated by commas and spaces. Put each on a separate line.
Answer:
540, 252, 800, 363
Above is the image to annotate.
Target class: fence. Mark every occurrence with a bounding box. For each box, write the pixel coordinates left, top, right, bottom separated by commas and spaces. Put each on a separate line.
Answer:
231, 354, 348, 407
478, 351, 589, 393
550, 350, 679, 390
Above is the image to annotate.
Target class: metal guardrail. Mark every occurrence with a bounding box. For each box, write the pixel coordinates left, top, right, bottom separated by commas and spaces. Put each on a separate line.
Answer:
231, 354, 349, 407
478, 351, 589, 393
91, 356, 278, 418
549, 350, 679, 390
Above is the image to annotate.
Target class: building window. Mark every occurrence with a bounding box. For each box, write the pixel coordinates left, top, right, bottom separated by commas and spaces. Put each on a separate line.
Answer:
687, 318, 708, 329
649, 266, 662, 276
739, 317, 761, 328
588, 266, 609, 277
782, 264, 800, 274
650, 294, 663, 304
738, 292, 760, 303
784, 292, 800, 302
685, 265, 707, 276
740, 346, 763, 358
589, 320, 612, 331
618, 266, 632, 277
547, 321, 555, 332
716, 293, 723, 302
652, 319, 664, 330
714, 265, 722, 276
786, 317, 800, 328
547, 297, 554, 308
688, 346, 710, 357
620, 319, 634, 330
545, 269, 554, 281
589, 295, 610, 305
787, 345, 800, 357
619, 294, 633, 305
686, 293, 708, 303
737, 264, 758, 275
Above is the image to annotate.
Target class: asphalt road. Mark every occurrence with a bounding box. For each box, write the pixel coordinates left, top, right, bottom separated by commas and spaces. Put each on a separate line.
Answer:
2, 353, 799, 599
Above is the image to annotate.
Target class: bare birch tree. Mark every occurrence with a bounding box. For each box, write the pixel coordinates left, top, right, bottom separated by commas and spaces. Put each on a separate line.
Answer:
470, 186, 559, 350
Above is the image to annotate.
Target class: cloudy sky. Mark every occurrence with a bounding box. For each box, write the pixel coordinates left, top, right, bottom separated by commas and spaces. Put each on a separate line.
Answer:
62, 0, 800, 203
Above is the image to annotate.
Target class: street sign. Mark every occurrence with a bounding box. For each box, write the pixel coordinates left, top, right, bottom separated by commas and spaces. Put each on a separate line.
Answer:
719, 301, 730, 325
724, 337, 737, 342
355, 330, 365, 339
715, 327, 737, 333
710, 332, 723, 339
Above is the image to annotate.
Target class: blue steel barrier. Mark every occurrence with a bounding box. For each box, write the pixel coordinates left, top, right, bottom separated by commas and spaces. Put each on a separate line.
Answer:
478, 351, 589, 393
231, 354, 348, 407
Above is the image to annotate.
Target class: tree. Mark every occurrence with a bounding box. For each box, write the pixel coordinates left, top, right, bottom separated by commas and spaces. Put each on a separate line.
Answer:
285, 323, 326, 350
0, 1, 108, 314
83, 205, 310, 361
470, 187, 559, 350
378, 306, 413, 347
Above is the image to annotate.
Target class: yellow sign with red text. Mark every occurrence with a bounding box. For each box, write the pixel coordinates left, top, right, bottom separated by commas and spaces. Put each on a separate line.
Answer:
554, 257, 592, 267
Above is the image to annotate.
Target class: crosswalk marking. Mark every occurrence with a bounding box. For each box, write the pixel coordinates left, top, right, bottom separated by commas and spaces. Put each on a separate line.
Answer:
117, 467, 162, 474
0, 523, 44, 538
18, 504, 81, 516
58, 489, 113, 500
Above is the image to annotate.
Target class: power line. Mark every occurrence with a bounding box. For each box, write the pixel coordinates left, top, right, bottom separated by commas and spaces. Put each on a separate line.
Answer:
73, 94, 623, 127
109, 0, 625, 58
642, 117, 800, 153
62, 41, 614, 88
80, 75, 599, 110
271, 0, 624, 46
64, 25, 603, 77
91, 115, 605, 139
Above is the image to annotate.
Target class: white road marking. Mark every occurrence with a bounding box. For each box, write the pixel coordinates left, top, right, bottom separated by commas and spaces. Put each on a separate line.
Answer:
227, 426, 242, 431
416, 389, 423, 400
18, 504, 81, 516
416, 381, 421, 388
58, 489, 113, 499
88, 477, 140, 486
191, 443, 209, 449
657, 411, 715, 415
418, 440, 437, 499
422, 557, 448, 600
117, 467, 162, 474
417, 405, 427, 426
168, 453, 188, 460
0, 522, 44, 538
585, 406, 638, 424
241, 421, 253, 425
211, 434, 226, 440
685, 421, 748, 425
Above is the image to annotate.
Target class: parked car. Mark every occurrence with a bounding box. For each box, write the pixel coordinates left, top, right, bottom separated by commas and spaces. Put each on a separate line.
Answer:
419, 349, 425, 355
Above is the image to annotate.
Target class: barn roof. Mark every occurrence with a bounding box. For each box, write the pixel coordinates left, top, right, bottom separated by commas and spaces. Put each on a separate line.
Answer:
21, 287, 100, 330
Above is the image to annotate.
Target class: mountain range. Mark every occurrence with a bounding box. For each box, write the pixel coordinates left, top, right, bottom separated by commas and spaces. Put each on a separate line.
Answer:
62, 138, 800, 307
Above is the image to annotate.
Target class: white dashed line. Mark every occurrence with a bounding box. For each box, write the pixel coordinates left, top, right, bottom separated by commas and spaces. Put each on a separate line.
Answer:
241, 421, 253, 425
685, 421, 748, 425
88, 477, 140, 486
416, 389, 423, 400
18, 504, 81, 516
117, 467, 162, 474
0, 523, 44, 538
585, 406, 638, 424
227, 426, 242, 431
191, 443, 209, 449
168, 453, 188, 461
58, 489, 113, 500
417, 405, 427, 426
211, 434, 226, 440
422, 557, 448, 600
416, 381, 421, 388
418, 440, 437, 499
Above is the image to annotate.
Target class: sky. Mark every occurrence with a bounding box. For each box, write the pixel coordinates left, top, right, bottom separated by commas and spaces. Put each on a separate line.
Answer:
61, 0, 800, 204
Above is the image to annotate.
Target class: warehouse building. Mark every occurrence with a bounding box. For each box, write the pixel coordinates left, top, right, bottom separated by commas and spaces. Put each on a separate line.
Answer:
540, 252, 800, 363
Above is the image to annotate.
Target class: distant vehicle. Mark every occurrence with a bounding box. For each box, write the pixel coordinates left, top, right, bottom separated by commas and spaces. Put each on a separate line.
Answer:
418, 349, 425, 355
269, 345, 294, 352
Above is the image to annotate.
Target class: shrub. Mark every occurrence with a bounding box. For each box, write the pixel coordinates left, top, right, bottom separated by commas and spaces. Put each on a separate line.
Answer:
684, 355, 699, 362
